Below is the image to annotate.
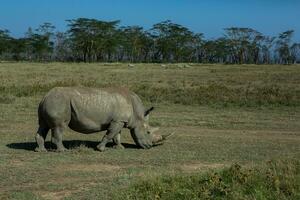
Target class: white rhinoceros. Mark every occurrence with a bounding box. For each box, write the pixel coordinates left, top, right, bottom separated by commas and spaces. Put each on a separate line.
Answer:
35, 87, 170, 152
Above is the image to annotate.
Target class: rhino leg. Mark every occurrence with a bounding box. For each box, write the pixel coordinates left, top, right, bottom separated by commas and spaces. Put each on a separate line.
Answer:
51, 126, 67, 152
97, 121, 124, 152
113, 132, 125, 149
35, 125, 49, 152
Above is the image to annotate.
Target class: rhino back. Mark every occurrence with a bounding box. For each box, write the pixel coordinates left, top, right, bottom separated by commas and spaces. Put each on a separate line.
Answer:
40, 87, 134, 133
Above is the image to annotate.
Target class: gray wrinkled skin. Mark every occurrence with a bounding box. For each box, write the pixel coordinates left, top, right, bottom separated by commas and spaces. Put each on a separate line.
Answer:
35, 87, 163, 152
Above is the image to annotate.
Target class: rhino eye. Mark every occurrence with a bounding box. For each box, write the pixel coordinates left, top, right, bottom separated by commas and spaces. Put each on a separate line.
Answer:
147, 131, 151, 134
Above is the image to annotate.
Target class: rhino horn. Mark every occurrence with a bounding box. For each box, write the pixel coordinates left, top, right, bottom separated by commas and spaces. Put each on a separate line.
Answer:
152, 132, 175, 145
149, 127, 159, 134
161, 132, 175, 140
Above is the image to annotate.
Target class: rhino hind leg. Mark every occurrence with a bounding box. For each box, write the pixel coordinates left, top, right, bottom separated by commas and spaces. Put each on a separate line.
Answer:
51, 126, 67, 152
97, 121, 124, 152
113, 132, 125, 150
35, 126, 49, 152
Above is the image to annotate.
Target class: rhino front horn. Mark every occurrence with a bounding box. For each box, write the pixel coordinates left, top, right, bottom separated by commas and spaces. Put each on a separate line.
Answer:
153, 132, 175, 145
161, 132, 175, 140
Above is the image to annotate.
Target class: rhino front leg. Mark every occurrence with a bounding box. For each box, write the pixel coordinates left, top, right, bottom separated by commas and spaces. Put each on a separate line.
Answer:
35, 126, 49, 152
97, 121, 124, 152
113, 132, 125, 150
51, 126, 67, 152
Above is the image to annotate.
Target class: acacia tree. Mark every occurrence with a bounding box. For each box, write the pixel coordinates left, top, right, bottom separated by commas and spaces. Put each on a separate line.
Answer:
35, 22, 55, 60
119, 26, 154, 62
20, 23, 56, 61
261, 36, 276, 64
67, 18, 120, 62
201, 40, 217, 63
53, 32, 72, 61
9, 38, 28, 61
224, 27, 264, 64
200, 38, 232, 63
67, 18, 97, 62
94, 20, 120, 62
120, 26, 145, 62
0, 29, 12, 58
151, 20, 202, 62
276, 30, 294, 64
290, 43, 300, 63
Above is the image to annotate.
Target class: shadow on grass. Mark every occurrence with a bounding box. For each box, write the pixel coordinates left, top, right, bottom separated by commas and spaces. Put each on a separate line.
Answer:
6, 140, 139, 151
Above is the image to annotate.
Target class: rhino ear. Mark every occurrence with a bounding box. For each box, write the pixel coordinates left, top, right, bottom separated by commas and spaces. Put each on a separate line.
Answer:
144, 106, 154, 117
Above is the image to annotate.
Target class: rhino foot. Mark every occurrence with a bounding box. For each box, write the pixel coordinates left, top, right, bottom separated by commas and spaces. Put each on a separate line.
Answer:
35, 147, 47, 152
96, 144, 106, 152
55, 147, 68, 152
113, 144, 125, 150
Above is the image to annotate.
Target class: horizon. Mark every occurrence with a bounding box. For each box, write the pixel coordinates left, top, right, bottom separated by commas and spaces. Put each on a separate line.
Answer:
1, 0, 300, 41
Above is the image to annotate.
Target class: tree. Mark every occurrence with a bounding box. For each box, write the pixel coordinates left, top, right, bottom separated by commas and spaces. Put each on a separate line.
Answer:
67, 18, 120, 62
276, 30, 294, 64
9, 38, 29, 61
22, 24, 56, 61
119, 26, 153, 62
53, 32, 72, 61
290, 43, 300, 63
224, 27, 263, 64
0, 29, 12, 59
0, 19, 299, 64
261, 36, 276, 64
151, 20, 202, 62
36, 22, 55, 60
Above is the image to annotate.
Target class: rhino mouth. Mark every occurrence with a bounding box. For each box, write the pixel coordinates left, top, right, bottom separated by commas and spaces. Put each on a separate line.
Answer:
130, 129, 153, 149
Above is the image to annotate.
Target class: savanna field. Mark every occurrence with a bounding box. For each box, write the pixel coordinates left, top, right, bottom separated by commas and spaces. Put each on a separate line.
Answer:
0, 62, 299, 199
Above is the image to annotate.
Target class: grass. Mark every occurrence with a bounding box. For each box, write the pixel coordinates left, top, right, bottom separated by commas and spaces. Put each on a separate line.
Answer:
0, 63, 299, 107
114, 159, 300, 200
0, 62, 299, 199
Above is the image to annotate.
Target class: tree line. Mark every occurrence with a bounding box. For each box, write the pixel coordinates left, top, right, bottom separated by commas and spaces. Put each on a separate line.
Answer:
0, 18, 299, 64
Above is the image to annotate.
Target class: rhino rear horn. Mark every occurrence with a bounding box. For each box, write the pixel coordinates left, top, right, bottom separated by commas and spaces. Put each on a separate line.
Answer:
149, 127, 159, 134
144, 106, 154, 117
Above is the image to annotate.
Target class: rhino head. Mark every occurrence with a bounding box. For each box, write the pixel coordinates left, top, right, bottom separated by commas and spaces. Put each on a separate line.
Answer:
130, 107, 172, 149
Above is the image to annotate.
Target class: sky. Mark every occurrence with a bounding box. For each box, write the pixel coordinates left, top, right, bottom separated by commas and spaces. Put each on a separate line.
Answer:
0, 0, 300, 40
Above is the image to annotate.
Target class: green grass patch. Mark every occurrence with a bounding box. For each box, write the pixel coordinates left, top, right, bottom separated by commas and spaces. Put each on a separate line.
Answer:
116, 159, 300, 200
133, 83, 299, 107
0, 80, 298, 107
0, 63, 299, 107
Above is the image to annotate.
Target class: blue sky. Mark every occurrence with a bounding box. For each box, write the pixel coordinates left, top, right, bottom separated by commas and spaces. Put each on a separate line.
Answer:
1, 0, 300, 40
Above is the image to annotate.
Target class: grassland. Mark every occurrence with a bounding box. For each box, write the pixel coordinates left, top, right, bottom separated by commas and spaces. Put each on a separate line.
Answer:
0, 62, 299, 199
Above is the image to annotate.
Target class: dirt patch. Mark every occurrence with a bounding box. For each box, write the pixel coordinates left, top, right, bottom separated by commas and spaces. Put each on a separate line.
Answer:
8, 159, 25, 167
172, 126, 300, 140
37, 181, 99, 200
181, 163, 226, 172
39, 189, 78, 200
56, 163, 121, 173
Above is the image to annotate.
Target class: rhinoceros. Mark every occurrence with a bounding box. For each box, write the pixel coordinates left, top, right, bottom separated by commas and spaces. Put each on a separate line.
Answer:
35, 87, 170, 152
